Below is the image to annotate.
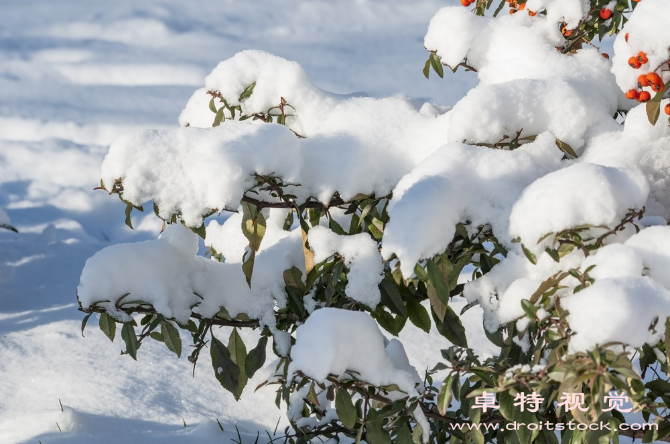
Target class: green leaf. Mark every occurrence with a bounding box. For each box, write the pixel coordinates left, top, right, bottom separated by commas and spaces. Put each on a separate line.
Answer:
241, 202, 266, 252
210, 334, 242, 400
426, 260, 449, 305
150, 331, 164, 342
646, 81, 670, 125
411, 424, 423, 444
407, 299, 431, 333
242, 250, 255, 288
520, 299, 537, 320
81, 313, 91, 338
161, 320, 182, 358
433, 306, 467, 347
335, 388, 357, 429
545, 247, 560, 263
366, 411, 391, 444
212, 107, 225, 127
437, 374, 454, 415
228, 328, 248, 397
121, 322, 139, 360
99, 313, 116, 342
427, 283, 448, 322
238, 81, 257, 101
373, 308, 406, 336
0, 223, 18, 233
555, 139, 578, 158
379, 277, 405, 316
521, 243, 537, 265
423, 58, 430, 79
429, 53, 444, 79
397, 424, 413, 444
209, 98, 217, 113
245, 336, 268, 379
124, 202, 134, 230
283, 266, 305, 293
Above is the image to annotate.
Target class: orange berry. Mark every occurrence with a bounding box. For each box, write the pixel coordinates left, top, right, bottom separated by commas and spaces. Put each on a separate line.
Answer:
665, 104, 670, 116
461, 0, 472, 6
625, 89, 639, 100
637, 52, 649, 64
528, 10, 536, 16
518, 3, 526, 10
600, 8, 612, 20
652, 81, 665, 93
602, 53, 609, 59
638, 75, 650, 87
510, 8, 517, 14
638, 91, 651, 102
629, 57, 642, 69
625, 33, 629, 42
647, 72, 662, 85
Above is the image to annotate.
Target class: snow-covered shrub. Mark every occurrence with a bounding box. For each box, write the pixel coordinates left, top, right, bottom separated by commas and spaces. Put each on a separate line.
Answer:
78, 0, 670, 442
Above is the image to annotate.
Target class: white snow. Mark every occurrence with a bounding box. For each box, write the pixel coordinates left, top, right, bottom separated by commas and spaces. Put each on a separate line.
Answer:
308, 226, 383, 307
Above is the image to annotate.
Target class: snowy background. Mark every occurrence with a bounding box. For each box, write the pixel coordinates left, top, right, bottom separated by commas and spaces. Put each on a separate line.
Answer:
0, 0, 496, 442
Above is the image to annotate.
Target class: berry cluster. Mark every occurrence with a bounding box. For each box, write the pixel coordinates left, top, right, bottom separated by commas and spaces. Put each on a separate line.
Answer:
625, 50, 666, 103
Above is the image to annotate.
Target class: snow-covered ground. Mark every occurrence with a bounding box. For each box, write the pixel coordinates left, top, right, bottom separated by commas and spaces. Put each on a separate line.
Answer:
0, 1, 494, 442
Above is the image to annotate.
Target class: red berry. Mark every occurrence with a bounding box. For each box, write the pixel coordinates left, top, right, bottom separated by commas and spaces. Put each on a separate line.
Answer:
600, 8, 612, 20
625, 33, 629, 42
602, 53, 610, 59
638, 91, 651, 102
461, 0, 472, 6
625, 89, 639, 100
629, 57, 642, 69
652, 82, 664, 93
647, 72, 662, 85
665, 104, 670, 116
637, 52, 649, 64
638, 75, 650, 87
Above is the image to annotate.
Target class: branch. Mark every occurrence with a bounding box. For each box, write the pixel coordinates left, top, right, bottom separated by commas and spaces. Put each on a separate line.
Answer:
241, 194, 345, 210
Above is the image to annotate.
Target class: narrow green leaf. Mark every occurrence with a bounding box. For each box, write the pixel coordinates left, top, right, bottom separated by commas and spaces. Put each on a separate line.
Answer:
411, 424, 423, 444
161, 320, 182, 358
150, 331, 164, 342
521, 243, 537, 265
379, 277, 405, 316
99, 313, 116, 342
426, 260, 449, 305
437, 374, 454, 415
124, 203, 134, 230
81, 313, 91, 337
245, 336, 268, 379
210, 334, 242, 400
242, 250, 255, 288
121, 322, 139, 360
423, 58, 430, 79
397, 424, 413, 444
228, 328, 248, 397
238, 81, 257, 101
429, 53, 444, 79
335, 388, 357, 429
209, 98, 217, 113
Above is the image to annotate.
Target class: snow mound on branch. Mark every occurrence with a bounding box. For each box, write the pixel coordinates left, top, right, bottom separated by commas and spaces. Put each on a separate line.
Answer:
308, 226, 383, 307
611, 0, 670, 93
509, 163, 649, 251
288, 308, 421, 395
78, 224, 266, 324
425, 6, 619, 151
382, 133, 563, 278
562, 277, 670, 352
101, 122, 301, 227
625, 226, 670, 292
